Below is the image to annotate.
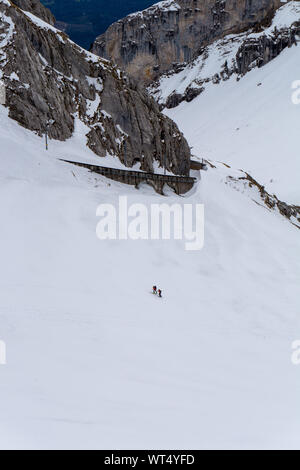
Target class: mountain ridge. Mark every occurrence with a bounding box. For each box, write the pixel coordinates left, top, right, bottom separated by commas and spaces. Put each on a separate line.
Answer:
0, 0, 191, 175
91, 0, 291, 84
149, 1, 300, 108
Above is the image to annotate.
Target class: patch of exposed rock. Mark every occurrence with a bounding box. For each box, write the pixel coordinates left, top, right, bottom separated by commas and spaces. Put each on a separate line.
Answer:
91, 0, 289, 85
149, 14, 300, 109
12, 0, 55, 25
222, 165, 300, 228
236, 23, 300, 75
0, 1, 191, 175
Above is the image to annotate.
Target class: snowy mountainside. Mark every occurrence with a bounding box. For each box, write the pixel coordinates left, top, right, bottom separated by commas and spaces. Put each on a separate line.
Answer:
13, 0, 55, 25
0, 0, 299, 451
0, 99, 300, 449
0, 0, 190, 175
149, 1, 300, 108
91, 0, 286, 85
127, 0, 182, 16
205, 161, 300, 228
157, 2, 300, 204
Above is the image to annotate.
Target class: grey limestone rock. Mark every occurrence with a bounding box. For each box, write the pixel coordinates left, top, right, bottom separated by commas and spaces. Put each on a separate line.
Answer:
0, 1, 191, 175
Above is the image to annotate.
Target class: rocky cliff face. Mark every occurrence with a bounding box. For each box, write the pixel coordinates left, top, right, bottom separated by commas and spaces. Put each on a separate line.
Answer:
91, 0, 288, 84
149, 2, 300, 108
0, 0, 191, 175
235, 24, 300, 76
12, 0, 55, 25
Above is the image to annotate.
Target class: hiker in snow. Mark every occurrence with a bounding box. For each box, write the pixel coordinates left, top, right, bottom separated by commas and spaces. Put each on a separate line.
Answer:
158, 289, 162, 298
153, 286, 157, 294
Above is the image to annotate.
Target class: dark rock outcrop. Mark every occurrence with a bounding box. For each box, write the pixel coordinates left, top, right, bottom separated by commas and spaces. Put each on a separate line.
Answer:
0, 1, 191, 175
225, 170, 300, 228
91, 0, 289, 84
150, 17, 300, 109
12, 0, 55, 25
165, 85, 204, 109
236, 23, 300, 75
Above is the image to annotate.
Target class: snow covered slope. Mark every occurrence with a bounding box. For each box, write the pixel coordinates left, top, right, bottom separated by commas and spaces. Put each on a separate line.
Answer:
152, 2, 300, 204
0, 104, 299, 449
151, 2, 300, 106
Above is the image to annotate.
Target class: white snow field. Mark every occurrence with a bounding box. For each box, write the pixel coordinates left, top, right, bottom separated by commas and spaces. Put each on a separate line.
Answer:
159, 2, 300, 204
0, 97, 299, 450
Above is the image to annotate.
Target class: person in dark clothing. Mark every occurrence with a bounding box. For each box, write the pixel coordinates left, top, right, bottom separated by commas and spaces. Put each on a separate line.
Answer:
152, 286, 157, 294
158, 289, 162, 298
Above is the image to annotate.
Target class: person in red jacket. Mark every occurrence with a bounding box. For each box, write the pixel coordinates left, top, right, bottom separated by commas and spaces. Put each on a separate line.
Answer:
158, 289, 162, 298
152, 285, 157, 294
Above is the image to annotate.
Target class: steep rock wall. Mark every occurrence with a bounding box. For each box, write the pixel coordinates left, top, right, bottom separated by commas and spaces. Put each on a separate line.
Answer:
91, 0, 289, 84
0, 0, 191, 175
